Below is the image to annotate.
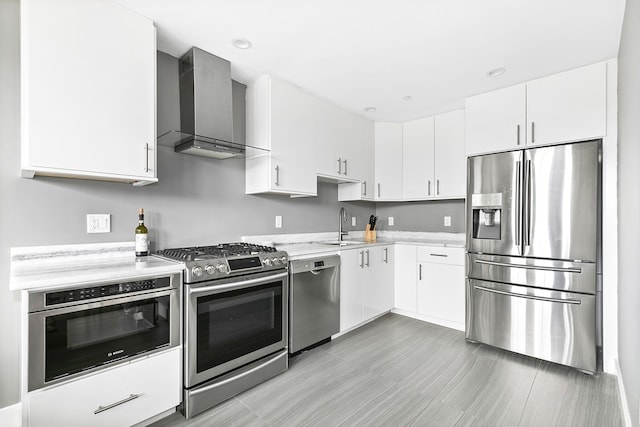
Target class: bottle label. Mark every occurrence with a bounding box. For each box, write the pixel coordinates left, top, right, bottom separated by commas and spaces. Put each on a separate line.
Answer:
135, 234, 148, 254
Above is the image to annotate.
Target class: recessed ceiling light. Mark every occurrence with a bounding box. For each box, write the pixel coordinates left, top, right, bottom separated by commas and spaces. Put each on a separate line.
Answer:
402, 96, 413, 102
231, 38, 252, 49
364, 107, 377, 113
487, 67, 506, 77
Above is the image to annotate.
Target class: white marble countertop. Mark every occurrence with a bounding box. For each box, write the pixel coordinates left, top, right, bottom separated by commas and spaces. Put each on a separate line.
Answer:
10, 242, 185, 291
242, 231, 465, 260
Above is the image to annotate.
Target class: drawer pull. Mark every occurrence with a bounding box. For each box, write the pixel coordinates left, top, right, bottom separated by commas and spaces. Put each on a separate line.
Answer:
429, 253, 448, 257
94, 394, 139, 414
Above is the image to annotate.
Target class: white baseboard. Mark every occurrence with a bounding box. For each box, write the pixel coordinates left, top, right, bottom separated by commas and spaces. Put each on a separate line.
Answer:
615, 359, 633, 427
0, 403, 21, 427
391, 309, 465, 332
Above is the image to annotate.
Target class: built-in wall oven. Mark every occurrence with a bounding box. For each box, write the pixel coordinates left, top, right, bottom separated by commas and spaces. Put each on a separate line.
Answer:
28, 272, 181, 391
156, 243, 289, 419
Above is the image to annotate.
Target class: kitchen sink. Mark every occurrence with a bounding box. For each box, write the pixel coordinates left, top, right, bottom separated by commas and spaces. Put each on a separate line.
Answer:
318, 241, 364, 246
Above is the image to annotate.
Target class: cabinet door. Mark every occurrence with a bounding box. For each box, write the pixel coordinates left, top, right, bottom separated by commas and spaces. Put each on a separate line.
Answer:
21, 0, 156, 183
526, 62, 606, 146
434, 110, 466, 198
363, 246, 394, 320
28, 349, 180, 427
316, 99, 348, 179
269, 78, 317, 195
339, 249, 364, 332
464, 84, 526, 156
394, 245, 417, 312
402, 117, 435, 199
417, 262, 465, 330
337, 118, 375, 201
374, 123, 403, 200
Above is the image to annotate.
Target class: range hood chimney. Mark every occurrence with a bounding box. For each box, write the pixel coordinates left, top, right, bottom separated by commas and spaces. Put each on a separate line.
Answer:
158, 47, 266, 159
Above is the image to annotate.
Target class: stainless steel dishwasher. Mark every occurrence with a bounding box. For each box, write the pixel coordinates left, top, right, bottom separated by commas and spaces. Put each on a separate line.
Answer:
289, 255, 340, 354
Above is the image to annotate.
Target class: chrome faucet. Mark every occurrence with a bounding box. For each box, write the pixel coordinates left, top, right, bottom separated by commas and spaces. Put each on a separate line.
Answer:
339, 207, 348, 241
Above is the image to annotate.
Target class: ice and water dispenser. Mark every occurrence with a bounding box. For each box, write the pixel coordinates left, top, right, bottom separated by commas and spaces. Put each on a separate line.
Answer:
471, 193, 502, 240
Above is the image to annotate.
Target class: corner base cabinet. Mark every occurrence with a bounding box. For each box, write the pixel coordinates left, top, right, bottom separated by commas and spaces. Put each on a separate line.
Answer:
26, 348, 181, 427
20, 0, 157, 185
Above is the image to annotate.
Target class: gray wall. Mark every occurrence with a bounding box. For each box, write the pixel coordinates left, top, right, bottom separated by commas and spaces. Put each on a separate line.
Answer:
0, 1, 464, 408
375, 200, 465, 232
617, 0, 640, 424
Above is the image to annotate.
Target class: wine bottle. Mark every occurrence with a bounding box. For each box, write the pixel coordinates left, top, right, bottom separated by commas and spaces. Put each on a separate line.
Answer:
135, 208, 149, 257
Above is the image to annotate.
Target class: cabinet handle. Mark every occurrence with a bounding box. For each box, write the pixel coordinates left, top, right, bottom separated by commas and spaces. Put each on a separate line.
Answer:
428, 180, 431, 196
94, 394, 139, 414
383, 247, 388, 263
275, 165, 280, 186
359, 251, 364, 269
362, 181, 367, 196
419, 264, 422, 281
429, 253, 448, 257
337, 158, 342, 175
516, 124, 521, 145
436, 179, 440, 195
377, 183, 381, 198
144, 144, 149, 173
531, 122, 535, 143
365, 249, 370, 267
343, 159, 348, 175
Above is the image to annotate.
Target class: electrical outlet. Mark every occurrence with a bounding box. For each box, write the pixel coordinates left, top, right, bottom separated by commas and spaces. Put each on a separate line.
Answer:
444, 216, 452, 227
275, 215, 283, 228
87, 214, 110, 233
352, 216, 357, 226
388, 216, 394, 226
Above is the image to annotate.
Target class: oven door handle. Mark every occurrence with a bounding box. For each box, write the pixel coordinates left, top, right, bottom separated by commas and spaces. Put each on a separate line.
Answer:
28, 288, 178, 317
187, 271, 289, 295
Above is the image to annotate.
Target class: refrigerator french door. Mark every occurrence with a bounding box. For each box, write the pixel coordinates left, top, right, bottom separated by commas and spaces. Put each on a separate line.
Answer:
465, 139, 602, 373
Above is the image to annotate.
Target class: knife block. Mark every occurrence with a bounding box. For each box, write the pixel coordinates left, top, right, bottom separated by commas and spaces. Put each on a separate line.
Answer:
364, 224, 376, 242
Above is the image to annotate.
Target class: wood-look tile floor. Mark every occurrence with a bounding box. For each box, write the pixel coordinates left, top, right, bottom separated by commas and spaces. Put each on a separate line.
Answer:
151, 313, 624, 427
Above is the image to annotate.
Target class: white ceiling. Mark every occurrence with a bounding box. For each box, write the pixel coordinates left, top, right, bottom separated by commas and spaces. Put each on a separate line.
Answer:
114, 0, 626, 122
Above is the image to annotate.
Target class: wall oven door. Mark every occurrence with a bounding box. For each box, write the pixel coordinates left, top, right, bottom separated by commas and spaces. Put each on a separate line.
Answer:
28, 275, 181, 392
185, 270, 288, 388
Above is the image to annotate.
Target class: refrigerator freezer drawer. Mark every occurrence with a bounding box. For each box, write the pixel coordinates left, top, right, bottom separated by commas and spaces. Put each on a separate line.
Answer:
466, 279, 596, 372
467, 253, 597, 294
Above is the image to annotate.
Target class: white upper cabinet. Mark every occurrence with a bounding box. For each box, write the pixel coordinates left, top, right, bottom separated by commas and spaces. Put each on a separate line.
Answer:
465, 61, 607, 156
20, 0, 157, 185
245, 75, 317, 196
433, 110, 466, 199
374, 123, 403, 201
526, 62, 607, 146
337, 117, 375, 201
402, 117, 435, 199
316, 99, 358, 182
402, 110, 465, 200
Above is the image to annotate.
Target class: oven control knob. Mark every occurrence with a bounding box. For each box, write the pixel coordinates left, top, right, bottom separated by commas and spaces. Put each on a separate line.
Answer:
216, 263, 228, 274
192, 266, 203, 277
205, 265, 215, 275
263, 258, 272, 266
280, 256, 287, 264
273, 257, 280, 265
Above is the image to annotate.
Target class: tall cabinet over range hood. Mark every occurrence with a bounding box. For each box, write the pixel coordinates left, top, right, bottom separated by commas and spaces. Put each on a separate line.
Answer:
158, 47, 266, 159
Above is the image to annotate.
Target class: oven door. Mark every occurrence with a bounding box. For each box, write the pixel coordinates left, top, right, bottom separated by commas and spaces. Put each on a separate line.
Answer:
185, 270, 288, 388
28, 289, 180, 391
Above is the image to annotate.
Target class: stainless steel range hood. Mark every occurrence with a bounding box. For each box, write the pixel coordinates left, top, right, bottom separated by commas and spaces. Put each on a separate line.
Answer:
158, 47, 266, 159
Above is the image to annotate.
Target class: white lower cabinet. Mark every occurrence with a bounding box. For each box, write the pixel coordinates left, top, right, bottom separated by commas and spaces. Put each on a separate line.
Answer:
27, 348, 181, 427
416, 246, 465, 331
340, 246, 394, 332
393, 244, 417, 312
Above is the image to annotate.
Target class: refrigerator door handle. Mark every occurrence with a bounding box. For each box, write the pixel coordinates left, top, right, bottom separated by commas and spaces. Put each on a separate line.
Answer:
474, 285, 582, 305
523, 159, 532, 247
515, 160, 522, 247
474, 259, 582, 273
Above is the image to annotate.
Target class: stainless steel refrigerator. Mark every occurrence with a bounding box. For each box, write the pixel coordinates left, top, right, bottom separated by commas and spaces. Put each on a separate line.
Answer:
466, 139, 602, 373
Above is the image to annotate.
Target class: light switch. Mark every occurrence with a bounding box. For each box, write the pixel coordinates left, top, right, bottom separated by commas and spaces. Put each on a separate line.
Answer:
87, 214, 111, 233
444, 216, 452, 227
275, 215, 283, 228
352, 217, 357, 226
388, 217, 394, 226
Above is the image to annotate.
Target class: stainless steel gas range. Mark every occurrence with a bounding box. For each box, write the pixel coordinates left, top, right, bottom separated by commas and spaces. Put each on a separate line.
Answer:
156, 243, 289, 419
